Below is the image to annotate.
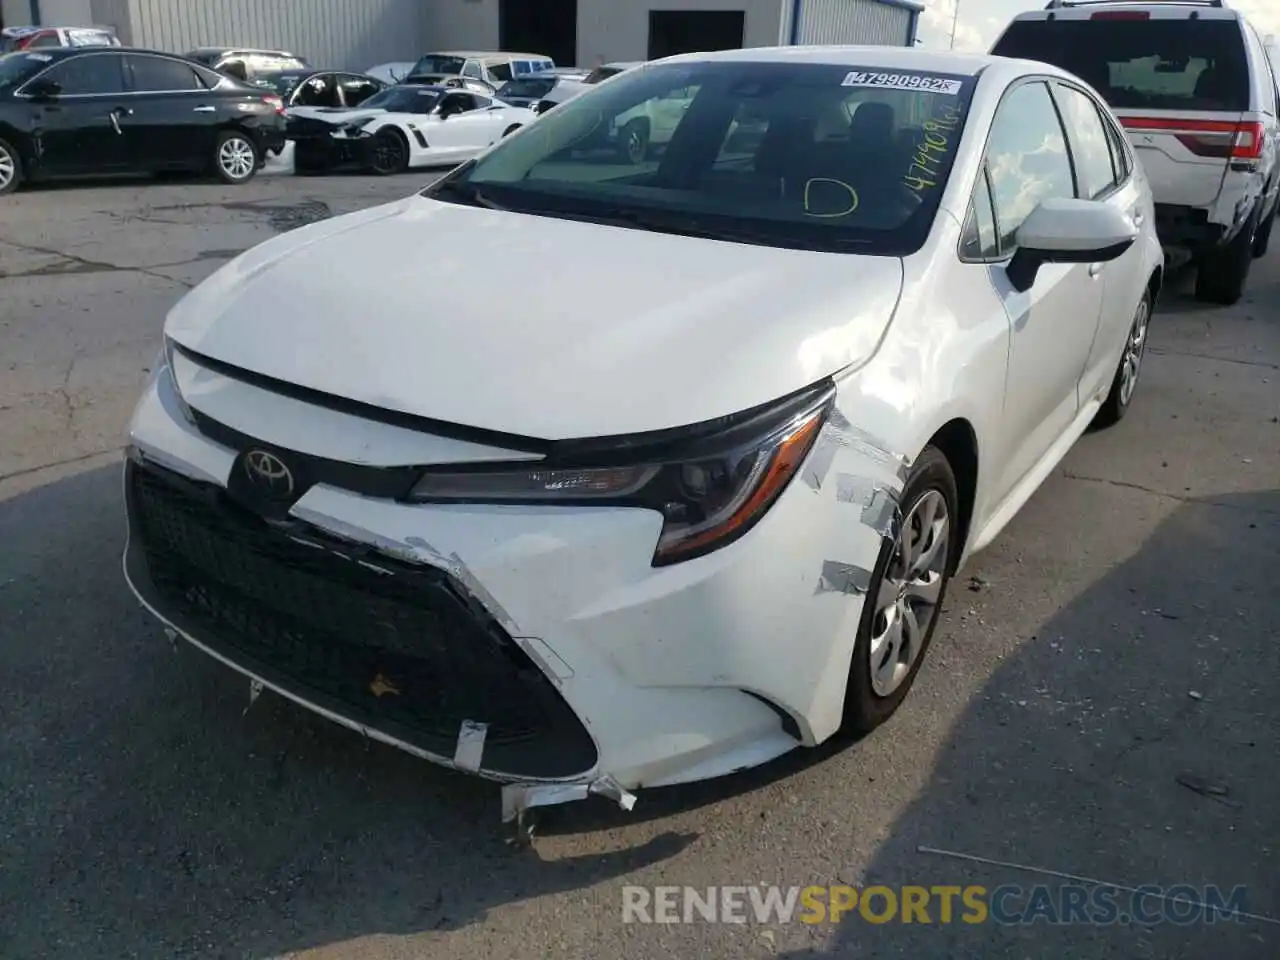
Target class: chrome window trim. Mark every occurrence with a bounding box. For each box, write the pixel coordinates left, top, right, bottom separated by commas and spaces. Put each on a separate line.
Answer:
14, 51, 244, 98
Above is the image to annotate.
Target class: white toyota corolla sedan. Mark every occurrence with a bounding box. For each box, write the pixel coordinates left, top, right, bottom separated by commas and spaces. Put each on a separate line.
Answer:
123, 46, 1163, 822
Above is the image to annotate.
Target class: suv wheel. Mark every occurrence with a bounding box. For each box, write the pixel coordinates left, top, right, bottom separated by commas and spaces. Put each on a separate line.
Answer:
1194, 205, 1260, 306
1252, 194, 1276, 258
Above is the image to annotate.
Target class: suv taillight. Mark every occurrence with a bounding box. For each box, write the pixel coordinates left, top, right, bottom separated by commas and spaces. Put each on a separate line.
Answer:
1120, 117, 1265, 161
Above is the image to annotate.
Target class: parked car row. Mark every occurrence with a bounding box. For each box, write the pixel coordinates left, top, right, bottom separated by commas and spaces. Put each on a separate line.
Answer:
0, 2, 1276, 308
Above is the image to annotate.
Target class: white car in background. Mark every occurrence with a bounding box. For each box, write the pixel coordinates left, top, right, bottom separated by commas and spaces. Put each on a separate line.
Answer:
366, 61, 414, 85
991, 0, 1280, 305
124, 47, 1163, 822
287, 84, 535, 174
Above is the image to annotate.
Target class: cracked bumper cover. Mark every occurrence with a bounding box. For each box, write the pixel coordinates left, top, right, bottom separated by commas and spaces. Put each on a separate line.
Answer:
121, 364, 903, 816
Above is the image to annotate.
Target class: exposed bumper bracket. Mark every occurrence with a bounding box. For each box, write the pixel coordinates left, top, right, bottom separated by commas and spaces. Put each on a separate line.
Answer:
500, 774, 638, 824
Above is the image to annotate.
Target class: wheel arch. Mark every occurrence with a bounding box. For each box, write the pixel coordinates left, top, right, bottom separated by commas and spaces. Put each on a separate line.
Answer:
921, 418, 979, 568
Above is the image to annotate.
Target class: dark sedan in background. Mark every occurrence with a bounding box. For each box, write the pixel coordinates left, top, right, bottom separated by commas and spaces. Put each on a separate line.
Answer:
251, 68, 385, 109
0, 47, 287, 194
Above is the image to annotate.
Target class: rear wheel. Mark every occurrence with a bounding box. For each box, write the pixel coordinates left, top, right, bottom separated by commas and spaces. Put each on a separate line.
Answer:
616, 119, 649, 163
1093, 289, 1152, 429
368, 128, 409, 175
1194, 205, 1259, 305
213, 130, 259, 184
842, 446, 958, 734
1252, 194, 1276, 258
0, 138, 23, 196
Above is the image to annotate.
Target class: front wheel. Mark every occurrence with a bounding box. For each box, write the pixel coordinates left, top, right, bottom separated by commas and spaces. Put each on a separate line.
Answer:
368, 128, 409, 175
0, 138, 24, 196
842, 446, 958, 735
213, 130, 259, 184
616, 119, 649, 164
1092, 290, 1152, 429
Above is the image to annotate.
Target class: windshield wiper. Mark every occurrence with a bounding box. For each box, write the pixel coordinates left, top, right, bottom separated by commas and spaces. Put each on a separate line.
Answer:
560, 207, 870, 251
430, 178, 507, 211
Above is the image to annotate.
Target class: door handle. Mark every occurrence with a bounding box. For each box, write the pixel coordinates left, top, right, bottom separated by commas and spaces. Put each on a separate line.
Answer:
1089, 262, 1104, 277
108, 111, 122, 135
193, 105, 216, 113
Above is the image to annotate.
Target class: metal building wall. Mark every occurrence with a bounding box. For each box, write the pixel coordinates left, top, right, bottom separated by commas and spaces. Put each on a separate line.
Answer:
577, 0, 785, 67
792, 0, 915, 46
122, 0, 427, 70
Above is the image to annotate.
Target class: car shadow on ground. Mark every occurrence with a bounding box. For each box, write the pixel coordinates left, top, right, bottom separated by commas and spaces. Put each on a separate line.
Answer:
769, 487, 1280, 959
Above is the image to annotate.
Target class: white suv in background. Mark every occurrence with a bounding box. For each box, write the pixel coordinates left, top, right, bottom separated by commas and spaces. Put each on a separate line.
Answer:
992, 0, 1280, 305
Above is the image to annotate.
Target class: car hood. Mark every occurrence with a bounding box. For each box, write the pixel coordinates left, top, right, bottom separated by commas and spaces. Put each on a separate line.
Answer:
287, 106, 385, 124
165, 196, 904, 440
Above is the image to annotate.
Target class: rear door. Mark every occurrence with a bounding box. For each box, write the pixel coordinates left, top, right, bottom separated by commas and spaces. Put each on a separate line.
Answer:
122, 53, 219, 169
991, 8, 1251, 210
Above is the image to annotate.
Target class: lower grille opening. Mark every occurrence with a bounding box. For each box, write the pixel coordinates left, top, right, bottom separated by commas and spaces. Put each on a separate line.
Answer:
126, 460, 597, 779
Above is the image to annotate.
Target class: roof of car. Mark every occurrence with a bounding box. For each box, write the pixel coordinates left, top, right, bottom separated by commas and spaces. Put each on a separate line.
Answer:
1011, 0, 1240, 18
424, 50, 551, 61
188, 46, 300, 55
601, 61, 645, 70
6, 45, 182, 61
660, 45, 1008, 75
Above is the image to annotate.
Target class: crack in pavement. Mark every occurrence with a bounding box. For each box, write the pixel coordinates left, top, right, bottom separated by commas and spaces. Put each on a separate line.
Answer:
1061, 472, 1280, 515
1147, 347, 1280, 371
0, 238, 220, 287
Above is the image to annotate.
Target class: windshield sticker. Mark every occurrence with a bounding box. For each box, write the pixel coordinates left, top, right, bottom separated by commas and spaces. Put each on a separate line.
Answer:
842, 72, 962, 96
903, 105, 964, 193
804, 178, 859, 218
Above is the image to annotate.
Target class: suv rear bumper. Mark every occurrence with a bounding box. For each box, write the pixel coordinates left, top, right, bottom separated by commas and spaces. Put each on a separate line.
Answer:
1155, 204, 1226, 255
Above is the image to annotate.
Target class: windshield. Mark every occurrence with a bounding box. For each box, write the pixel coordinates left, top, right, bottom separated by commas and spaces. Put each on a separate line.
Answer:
358, 85, 440, 112
991, 19, 1250, 112
412, 54, 465, 75
0, 51, 52, 90
254, 71, 308, 97
497, 76, 557, 99
425, 60, 975, 255
582, 65, 626, 84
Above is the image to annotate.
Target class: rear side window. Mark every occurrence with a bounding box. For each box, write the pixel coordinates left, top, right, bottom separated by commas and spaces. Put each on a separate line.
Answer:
1053, 83, 1117, 199
127, 54, 206, 92
991, 18, 1250, 112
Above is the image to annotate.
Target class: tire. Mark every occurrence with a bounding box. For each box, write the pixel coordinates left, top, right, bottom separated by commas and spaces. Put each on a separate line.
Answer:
1092, 289, 1152, 430
1194, 205, 1259, 305
501, 124, 522, 138
213, 130, 259, 185
0, 137, 23, 196
842, 446, 959, 735
616, 118, 649, 164
368, 128, 409, 175
1252, 196, 1275, 258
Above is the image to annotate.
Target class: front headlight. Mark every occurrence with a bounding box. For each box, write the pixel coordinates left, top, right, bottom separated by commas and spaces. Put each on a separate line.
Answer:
407, 383, 833, 565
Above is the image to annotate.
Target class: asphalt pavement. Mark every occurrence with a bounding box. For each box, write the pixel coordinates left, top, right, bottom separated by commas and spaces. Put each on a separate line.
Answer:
1, 169, 1277, 960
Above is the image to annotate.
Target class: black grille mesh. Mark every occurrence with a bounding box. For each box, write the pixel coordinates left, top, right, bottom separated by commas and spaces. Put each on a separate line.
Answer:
128, 462, 597, 776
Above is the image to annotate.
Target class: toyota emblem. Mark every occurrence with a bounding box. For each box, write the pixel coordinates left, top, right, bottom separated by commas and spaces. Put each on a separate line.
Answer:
243, 449, 295, 498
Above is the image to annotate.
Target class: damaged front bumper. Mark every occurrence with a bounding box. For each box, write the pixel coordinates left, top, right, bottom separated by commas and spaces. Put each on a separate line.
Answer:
121, 361, 907, 822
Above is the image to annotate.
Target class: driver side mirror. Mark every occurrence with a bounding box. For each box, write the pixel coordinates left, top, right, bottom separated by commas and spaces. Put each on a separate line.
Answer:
1006, 198, 1138, 293
26, 78, 61, 100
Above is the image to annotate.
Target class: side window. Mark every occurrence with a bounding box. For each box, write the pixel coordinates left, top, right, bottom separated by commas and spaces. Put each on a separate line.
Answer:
1247, 25, 1278, 115
1102, 114, 1132, 183
42, 54, 127, 94
985, 81, 1076, 250
1054, 83, 1116, 199
28, 33, 64, 49
960, 169, 1001, 260
441, 92, 477, 114
219, 58, 248, 81
340, 74, 381, 106
461, 60, 483, 79
127, 55, 206, 92
471, 95, 493, 110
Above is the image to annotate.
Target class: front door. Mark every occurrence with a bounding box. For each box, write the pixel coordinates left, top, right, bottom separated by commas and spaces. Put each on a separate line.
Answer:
121, 53, 218, 169
982, 80, 1104, 505
26, 51, 130, 174
430, 93, 499, 156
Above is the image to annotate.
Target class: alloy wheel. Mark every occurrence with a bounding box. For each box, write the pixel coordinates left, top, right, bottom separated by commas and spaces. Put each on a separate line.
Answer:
219, 137, 256, 181
0, 146, 15, 192
626, 129, 645, 163
373, 135, 406, 173
1117, 296, 1151, 407
869, 489, 950, 697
